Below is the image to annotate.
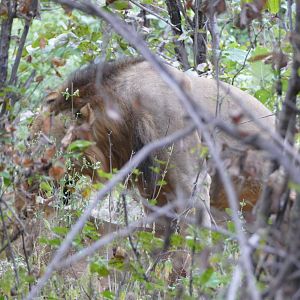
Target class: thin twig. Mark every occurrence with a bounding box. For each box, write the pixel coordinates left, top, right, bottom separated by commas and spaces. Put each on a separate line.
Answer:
9, 18, 31, 86
21, 232, 32, 291
129, 0, 174, 28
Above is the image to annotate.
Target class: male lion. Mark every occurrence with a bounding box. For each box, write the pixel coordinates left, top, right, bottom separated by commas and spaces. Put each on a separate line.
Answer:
35, 57, 275, 227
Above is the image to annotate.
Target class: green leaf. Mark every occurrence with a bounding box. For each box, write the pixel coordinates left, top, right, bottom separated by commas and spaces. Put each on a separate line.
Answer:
157, 179, 167, 187
0, 171, 11, 186
90, 262, 110, 277
40, 181, 52, 194
67, 140, 95, 152
198, 267, 214, 285
52, 226, 69, 236
39, 237, 61, 247
223, 48, 248, 64
97, 169, 113, 179
267, 0, 280, 14
149, 166, 160, 174
194, 268, 221, 288
170, 234, 185, 247
24, 275, 35, 284
254, 89, 272, 104
109, 0, 129, 10
101, 290, 115, 300
136, 231, 163, 251
227, 221, 236, 233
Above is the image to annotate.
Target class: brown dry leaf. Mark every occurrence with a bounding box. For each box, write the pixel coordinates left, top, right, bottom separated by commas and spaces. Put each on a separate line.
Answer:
81, 188, 91, 199
26, 55, 32, 63
17, 0, 32, 15
44, 146, 56, 160
13, 155, 21, 165
49, 163, 65, 181
271, 51, 288, 70
35, 75, 44, 83
43, 204, 55, 218
22, 158, 34, 168
249, 51, 288, 70
51, 57, 66, 67
5, 123, 16, 132
40, 158, 49, 164
112, 247, 127, 260
248, 52, 272, 62
215, 0, 226, 14
42, 115, 51, 135
202, 0, 226, 15
39, 37, 46, 49
61, 125, 75, 148
239, 0, 267, 29
61, 4, 73, 15
185, 0, 193, 10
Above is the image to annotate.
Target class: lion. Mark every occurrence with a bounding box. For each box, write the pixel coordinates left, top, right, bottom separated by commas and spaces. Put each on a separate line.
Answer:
28, 57, 275, 281
37, 57, 274, 219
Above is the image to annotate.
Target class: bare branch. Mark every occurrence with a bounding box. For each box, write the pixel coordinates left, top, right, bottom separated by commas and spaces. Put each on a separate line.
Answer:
165, 0, 190, 69
129, 0, 174, 29
193, 0, 207, 66
9, 18, 31, 86
0, 0, 14, 88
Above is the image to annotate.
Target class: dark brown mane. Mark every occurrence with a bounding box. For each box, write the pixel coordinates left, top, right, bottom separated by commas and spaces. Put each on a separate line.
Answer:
65, 56, 145, 90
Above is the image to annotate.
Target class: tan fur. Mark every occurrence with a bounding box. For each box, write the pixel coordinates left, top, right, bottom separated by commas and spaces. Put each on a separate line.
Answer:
36, 57, 275, 218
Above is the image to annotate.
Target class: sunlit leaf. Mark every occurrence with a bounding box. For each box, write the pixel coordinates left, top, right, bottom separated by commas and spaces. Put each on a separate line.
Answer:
267, 0, 280, 13
67, 140, 95, 152
90, 262, 110, 277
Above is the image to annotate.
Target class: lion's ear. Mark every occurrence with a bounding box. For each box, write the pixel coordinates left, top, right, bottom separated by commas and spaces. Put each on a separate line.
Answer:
45, 91, 60, 105
80, 103, 95, 125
